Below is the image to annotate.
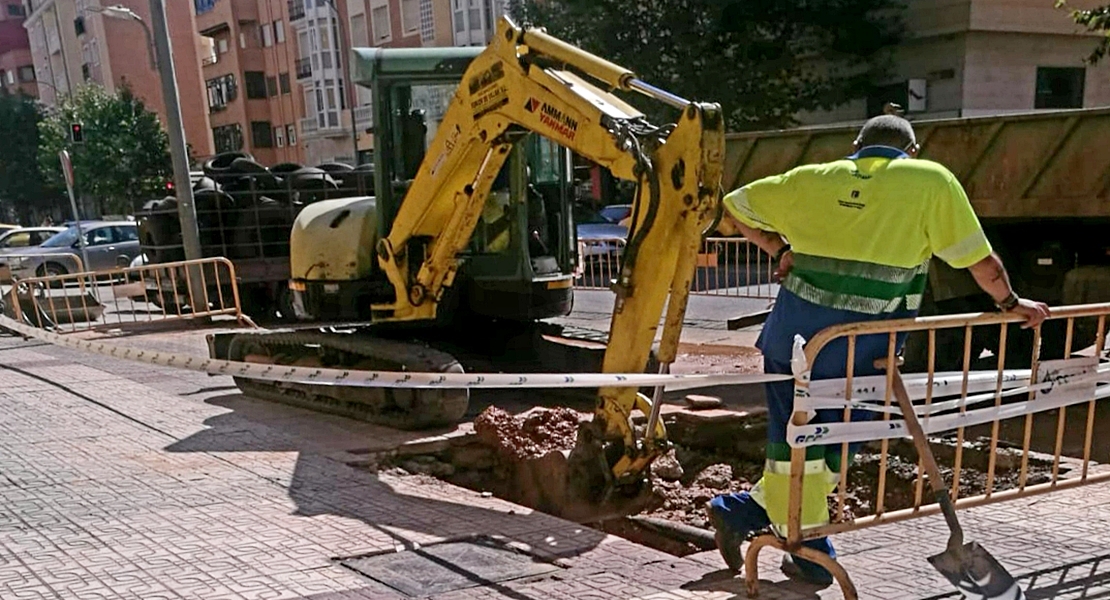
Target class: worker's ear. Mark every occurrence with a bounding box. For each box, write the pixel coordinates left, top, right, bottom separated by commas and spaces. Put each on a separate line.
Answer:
906, 143, 920, 157
851, 139, 861, 153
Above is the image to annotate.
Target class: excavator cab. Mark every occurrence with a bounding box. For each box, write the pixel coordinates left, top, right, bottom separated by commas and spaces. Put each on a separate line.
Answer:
360, 47, 578, 322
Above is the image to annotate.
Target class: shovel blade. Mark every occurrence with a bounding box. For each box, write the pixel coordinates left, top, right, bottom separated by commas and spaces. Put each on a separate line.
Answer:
927, 542, 1025, 600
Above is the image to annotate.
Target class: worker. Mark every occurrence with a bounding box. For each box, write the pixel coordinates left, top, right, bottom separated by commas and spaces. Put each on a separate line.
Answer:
707, 114, 1050, 585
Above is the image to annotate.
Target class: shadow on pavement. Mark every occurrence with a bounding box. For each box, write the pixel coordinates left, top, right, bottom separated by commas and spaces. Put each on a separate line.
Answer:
162, 393, 608, 563
918, 552, 1110, 600
679, 568, 821, 599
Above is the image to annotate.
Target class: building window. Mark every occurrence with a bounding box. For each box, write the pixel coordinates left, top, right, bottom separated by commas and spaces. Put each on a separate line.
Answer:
371, 5, 390, 43
401, 0, 420, 34
279, 72, 290, 94
261, 23, 273, 47
266, 75, 277, 97
17, 65, 35, 83
251, 121, 274, 147
81, 63, 90, 81
350, 13, 368, 47
213, 124, 244, 153
419, 0, 434, 44
1035, 67, 1085, 109
274, 20, 285, 44
206, 74, 237, 111
244, 71, 268, 99
8, 3, 26, 16
0, 70, 6, 88
286, 124, 296, 146
74, 16, 85, 36
274, 126, 285, 148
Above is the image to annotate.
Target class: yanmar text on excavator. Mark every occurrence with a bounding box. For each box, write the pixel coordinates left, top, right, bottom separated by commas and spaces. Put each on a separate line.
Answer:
193, 17, 726, 511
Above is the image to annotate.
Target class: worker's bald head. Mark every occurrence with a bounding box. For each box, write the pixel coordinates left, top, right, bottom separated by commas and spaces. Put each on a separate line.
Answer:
855, 115, 917, 152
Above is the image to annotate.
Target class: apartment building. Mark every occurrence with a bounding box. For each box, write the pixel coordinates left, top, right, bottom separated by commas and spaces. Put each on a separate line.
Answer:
0, 1, 37, 97
342, 0, 495, 162
196, 0, 308, 165
803, 0, 1110, 124
21, 0, 214, 156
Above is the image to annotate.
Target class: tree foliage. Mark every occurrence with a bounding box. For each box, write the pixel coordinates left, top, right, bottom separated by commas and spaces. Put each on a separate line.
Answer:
0, 93, 61, 223
1059, 1, 1110, 63
38, 85, 172, 216
510, 0, 904, 130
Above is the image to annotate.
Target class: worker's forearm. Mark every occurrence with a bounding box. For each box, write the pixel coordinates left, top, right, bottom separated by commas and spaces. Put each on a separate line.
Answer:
967, 253, 1016, 303
731, 217, 788, 257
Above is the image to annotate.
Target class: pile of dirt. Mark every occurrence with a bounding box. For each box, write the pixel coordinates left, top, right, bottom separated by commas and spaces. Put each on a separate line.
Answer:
473, 406, 583, 459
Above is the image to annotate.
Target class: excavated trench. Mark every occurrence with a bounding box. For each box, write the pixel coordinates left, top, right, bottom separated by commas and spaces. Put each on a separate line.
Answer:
364, 405, 1063, 558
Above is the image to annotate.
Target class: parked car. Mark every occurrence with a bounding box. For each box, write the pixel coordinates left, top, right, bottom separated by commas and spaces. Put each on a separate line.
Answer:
0, 227, 65, 254
575, 204, 630, 258
4, 221, 141, 278
598, 204, 633, 227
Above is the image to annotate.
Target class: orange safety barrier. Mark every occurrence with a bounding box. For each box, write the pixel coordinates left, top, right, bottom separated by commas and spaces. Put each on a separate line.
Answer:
4, 257, 253, 333
744, 304, 1110, 599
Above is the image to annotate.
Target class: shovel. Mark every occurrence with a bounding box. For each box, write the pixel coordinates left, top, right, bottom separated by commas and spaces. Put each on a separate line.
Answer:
878, 358, 1025, 600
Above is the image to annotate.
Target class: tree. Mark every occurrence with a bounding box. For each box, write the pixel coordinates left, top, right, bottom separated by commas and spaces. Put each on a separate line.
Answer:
0, 92, 62, 223
38, 85, 172, 216
510, 0, 904, 130
1059, 1, 1110, 63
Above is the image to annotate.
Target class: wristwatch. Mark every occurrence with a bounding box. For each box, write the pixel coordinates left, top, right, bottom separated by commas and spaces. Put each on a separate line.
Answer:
774, 244, 792, 261
995, 291, 1020, 312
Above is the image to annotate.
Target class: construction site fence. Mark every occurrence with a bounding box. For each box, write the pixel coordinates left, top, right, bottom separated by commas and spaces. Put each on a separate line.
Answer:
574, 236, 778, 300
2, 257, 250, 334
0, 252, 86, 284
745, 302, 1110, 598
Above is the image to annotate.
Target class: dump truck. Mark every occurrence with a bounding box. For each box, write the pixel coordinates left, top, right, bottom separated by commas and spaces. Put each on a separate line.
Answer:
722, 107, 1110, 368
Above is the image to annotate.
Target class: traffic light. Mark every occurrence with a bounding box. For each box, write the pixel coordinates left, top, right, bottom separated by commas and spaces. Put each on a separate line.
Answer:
70, 123, 84, 143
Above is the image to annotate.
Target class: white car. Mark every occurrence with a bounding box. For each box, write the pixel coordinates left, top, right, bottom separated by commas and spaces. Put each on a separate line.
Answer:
0, 227, 65, 255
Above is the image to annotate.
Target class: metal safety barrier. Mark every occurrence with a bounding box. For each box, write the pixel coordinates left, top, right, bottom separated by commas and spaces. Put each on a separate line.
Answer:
0, 252, 85, 284
745, 303, 1110, 599
3, 257, 251, 333
575, 236, 778, 300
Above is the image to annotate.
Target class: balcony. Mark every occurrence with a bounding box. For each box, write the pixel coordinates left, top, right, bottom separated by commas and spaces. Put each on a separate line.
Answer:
299, 116, 318, 136
295, 57, 312, 80
288, 0, 305, 21
202, 53, 219, 67
354, 105, 373, 129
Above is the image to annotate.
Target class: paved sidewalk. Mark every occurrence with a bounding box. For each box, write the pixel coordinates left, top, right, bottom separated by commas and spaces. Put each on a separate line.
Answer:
1, 331, 1109, 599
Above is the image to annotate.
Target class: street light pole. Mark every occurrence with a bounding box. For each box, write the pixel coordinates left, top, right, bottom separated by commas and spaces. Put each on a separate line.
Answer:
145, 0, 203, 265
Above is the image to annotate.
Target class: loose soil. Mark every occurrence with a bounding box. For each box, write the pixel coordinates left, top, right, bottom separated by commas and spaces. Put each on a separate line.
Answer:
377, 405, 1062, 558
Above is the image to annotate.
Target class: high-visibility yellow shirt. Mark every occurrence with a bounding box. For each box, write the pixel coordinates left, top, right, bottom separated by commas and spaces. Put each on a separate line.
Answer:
723, 146, 992, 314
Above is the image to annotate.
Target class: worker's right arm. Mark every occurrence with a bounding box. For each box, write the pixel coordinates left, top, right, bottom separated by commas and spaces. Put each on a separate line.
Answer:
927, 170, 1049, 328
720, 173, 794, 278
967, 253, 1050, 328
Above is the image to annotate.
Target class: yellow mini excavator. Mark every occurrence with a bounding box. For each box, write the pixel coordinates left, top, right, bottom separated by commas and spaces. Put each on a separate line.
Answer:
210, 17, 725, 509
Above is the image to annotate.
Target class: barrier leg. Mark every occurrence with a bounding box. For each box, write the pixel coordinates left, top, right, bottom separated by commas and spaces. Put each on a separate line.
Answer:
742, 533, 858, 600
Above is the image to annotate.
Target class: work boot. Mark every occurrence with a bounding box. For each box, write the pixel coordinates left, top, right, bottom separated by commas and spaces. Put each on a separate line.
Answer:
706, 501, 744, 572
780, 549, 834, 587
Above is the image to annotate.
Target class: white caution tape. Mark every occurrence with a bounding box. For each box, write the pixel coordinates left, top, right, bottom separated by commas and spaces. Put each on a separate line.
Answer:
788, 356, 1103, 447
0, 315, 792, 389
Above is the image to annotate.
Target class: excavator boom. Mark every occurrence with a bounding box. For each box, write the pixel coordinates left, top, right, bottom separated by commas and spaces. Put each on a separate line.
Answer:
374, 17, 726, 497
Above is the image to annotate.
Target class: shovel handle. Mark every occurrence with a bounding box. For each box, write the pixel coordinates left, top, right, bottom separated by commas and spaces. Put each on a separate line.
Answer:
881, 362, 965, 547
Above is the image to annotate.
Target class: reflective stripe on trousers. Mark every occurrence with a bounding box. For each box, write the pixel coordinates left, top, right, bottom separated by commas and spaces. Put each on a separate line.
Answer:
749, 457, 839, 538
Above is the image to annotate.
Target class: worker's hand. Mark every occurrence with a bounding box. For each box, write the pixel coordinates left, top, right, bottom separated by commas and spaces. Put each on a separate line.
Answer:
1010, 298, 1050, 329
773, 250, 793, 282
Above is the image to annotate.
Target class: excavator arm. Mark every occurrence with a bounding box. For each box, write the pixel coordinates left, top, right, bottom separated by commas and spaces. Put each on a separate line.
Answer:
375, 17, 725, 493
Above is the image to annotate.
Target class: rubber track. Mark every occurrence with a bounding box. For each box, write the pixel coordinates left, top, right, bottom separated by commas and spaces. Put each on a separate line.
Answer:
227, 330, 469, 430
